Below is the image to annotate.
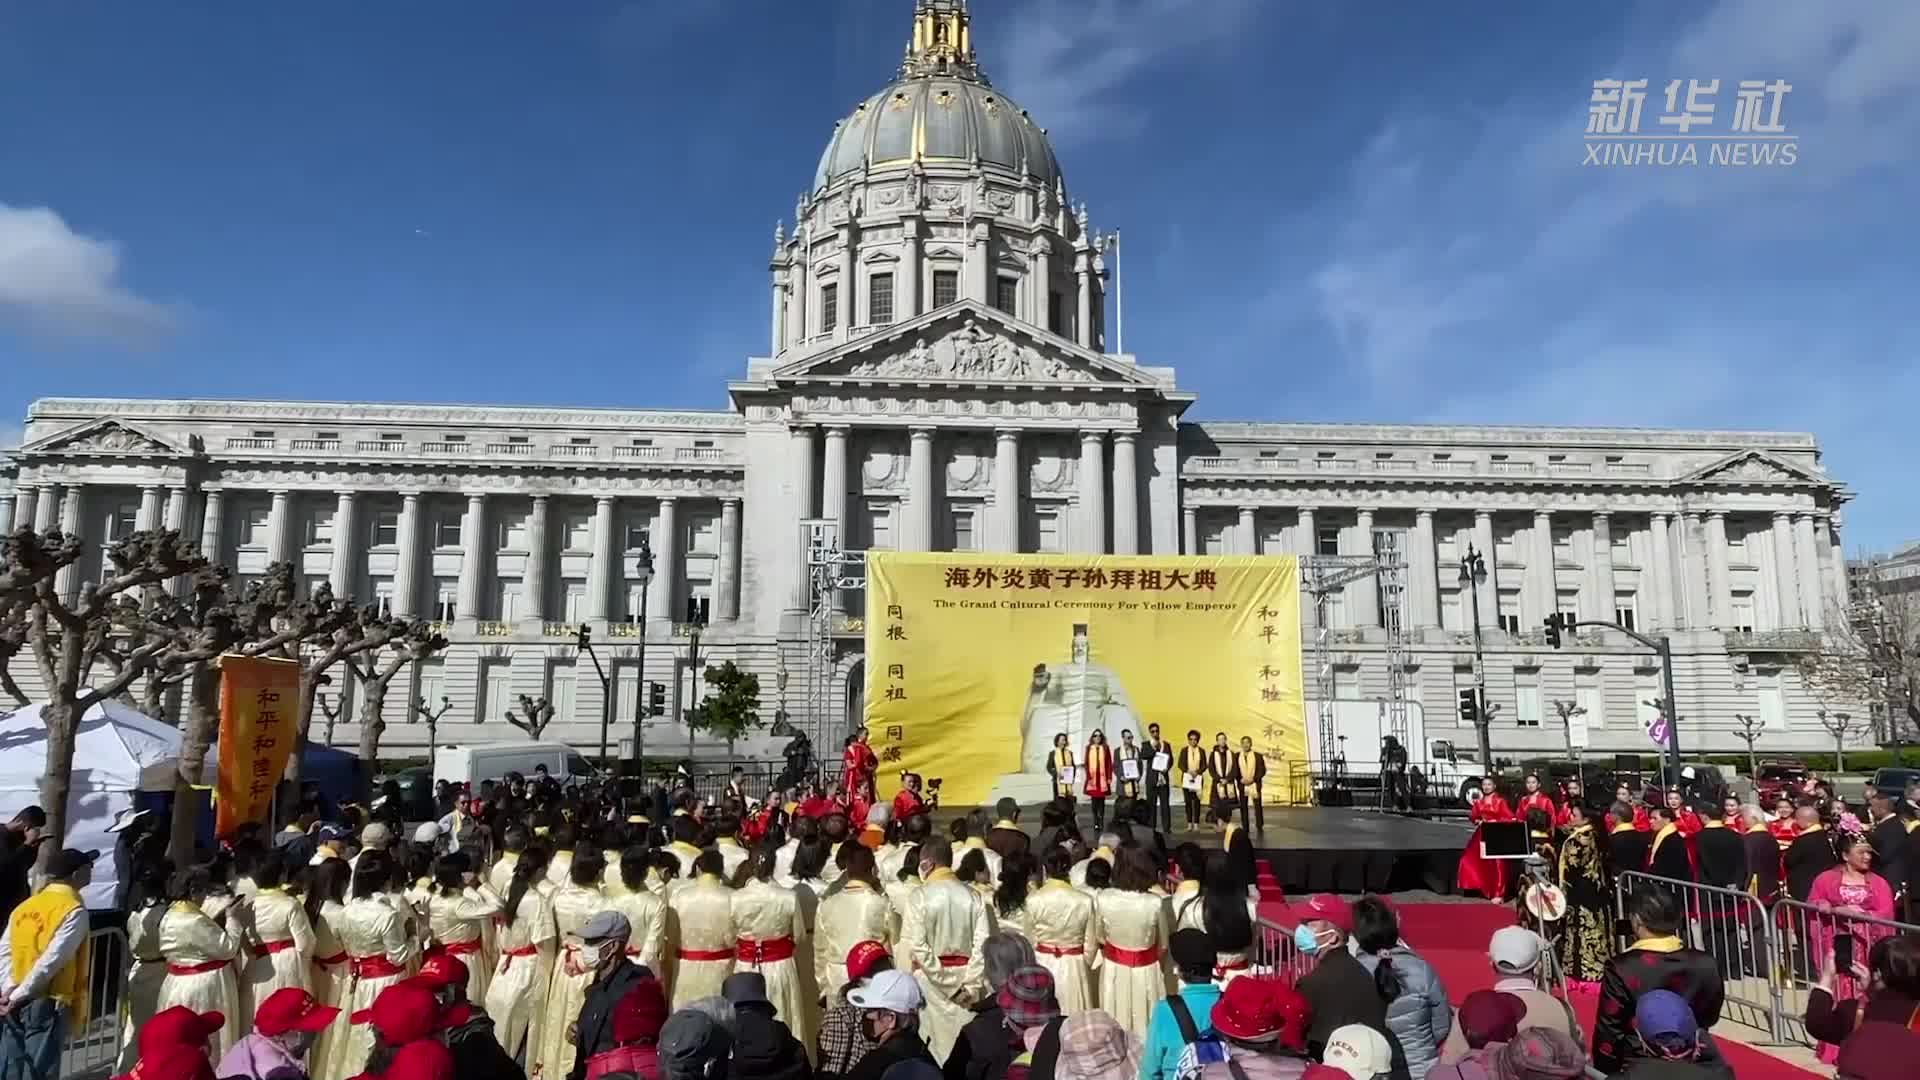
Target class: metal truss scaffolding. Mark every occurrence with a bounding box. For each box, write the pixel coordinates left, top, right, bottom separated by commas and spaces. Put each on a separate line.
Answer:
1302, 544, 1411, 766
801, 519, 866, 752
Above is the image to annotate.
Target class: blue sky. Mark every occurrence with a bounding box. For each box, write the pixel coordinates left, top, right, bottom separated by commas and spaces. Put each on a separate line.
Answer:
1, 0, 1914, 552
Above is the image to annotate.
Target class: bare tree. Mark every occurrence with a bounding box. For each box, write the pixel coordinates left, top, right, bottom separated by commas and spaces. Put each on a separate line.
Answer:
504, 694, 555, 740
1842, 573, 1920, 746
1818, 709, 1871, 772
1550, 698, 1587, 762
1732, 713, 1765, 779
345, 619, 448, 762
2, 528, 212, 856
415, 695, 452, 770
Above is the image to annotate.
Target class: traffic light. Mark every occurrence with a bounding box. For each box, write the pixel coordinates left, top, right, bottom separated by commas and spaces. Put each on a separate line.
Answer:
1458, 688, 1479, 725
1543, 612, 1566, 648
648, 681, 666, 717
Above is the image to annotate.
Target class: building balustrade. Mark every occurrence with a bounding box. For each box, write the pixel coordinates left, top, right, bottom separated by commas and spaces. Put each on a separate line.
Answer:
224, 437, 277, 450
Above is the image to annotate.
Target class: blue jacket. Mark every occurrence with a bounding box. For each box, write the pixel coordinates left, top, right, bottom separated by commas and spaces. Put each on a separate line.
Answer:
1141, 982, 1224, 1080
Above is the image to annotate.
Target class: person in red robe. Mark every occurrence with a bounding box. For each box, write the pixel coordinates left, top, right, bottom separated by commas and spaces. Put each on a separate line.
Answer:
1458, 776, 1515, 899
891, 772, 928, 821
1604, 782, 1652, 833
1666, 789, 1705, 836
841, 729, 878, 802
1517, 773, 1557, 823
1767, 796, 1799, 850
1083, 729, 1116, 830
1554, 779, 1586, 830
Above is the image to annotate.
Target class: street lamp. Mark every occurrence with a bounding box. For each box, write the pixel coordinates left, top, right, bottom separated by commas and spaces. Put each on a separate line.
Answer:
1457, 545, 1493, 770
630, 539, 655, 772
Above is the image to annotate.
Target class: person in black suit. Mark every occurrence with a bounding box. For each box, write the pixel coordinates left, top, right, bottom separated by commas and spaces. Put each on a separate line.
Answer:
1868, 789, 1909, 888
1607, 800, 1652, 883
1176, 730, 1208, 830
1647, 804, 1695, 882
1234, 736, 1268, 834
986, 798, 1031, 862
1783, 802, 1839, 902
1692, 802, 1748, 977
1591, 886, 1726, 1076
1142, 724, 1175, 833
1213, 804, 1256, 894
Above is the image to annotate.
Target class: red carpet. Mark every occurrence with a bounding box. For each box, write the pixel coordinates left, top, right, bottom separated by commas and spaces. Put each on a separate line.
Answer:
1263, 899, 1821, 1080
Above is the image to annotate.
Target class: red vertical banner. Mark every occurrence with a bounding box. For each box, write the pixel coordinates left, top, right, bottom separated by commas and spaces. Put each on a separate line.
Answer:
215, 654, 302, 837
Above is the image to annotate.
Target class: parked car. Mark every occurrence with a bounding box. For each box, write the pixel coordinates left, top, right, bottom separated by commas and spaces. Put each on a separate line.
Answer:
1512, 758, 1616, 813
434, 740, 598, 791
1644, 762, 1730, 807
1869, 767, 1920, 802
1754, 760, 1811, 804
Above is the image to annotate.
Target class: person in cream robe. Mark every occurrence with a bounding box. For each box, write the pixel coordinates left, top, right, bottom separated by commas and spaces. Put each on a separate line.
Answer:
154, 870, 246, 1060
902, 840, 992, 1063
305, 860, 356, 1080
532, 847, 612, 1080
484, 853, 558, 1064
423, 856, 503, 1004
235, 867, 316, 1018
667, 851, 737, 1008
116, 884, 170, 1073
814, 848, 897, 1007
1025, 850, 1100, 1013
607, 848, 673, 993
715, 831, 751, 880
732, 857, 818, 1057
336, 861, 418, 1076
1092, 848, 1173, 1040
884, 866, 922, 975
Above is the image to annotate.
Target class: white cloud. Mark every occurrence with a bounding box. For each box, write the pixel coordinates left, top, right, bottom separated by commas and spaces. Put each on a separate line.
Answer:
990, 0, 1255, 143
0, 203, 177, 344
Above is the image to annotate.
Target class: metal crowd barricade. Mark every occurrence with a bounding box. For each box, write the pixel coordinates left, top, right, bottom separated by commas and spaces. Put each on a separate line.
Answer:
1252, 917, 1320, 984
1771, 895, 1920, 1047
61, 925, 130, 1080
1612, 870, 1786, 1043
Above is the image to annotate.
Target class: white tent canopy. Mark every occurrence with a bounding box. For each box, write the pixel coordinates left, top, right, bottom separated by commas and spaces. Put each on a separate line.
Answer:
0, 700, 183, 909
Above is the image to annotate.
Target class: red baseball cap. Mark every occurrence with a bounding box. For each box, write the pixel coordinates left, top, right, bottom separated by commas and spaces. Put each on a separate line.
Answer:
139, 1006, 226, 1057
254, 988, 340, 1037
846, 940, 891, 981
611, 979, 669, 1044
1289, 893, 1354, 933
350, 982, 447, 1044
413, 953, 469, 991
1210, 976, 1312, 1051
382, 1038, 456, 1080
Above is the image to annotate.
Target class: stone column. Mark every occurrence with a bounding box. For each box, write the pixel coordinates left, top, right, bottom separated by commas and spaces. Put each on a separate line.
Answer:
1350, 509, 1380, 627
993, 429, 1020, 552
1238, 507, 1257, 555
1077, 432, 1106, 554
265, 490, 292, 565
769, 269, 785, 355
716, 498, 741, 620
1794, 513, 1825, 631
329, 492, 358, 600
164, 485, 189, 533
1706, 511, 1733, 628
791, 426, 817, 609
791, 246, 809, 341
1111, 432, 1138, 555
586, 495, 616, 621
1075, 255, 1094, 349
1412, 510, 1439, 629
136, 486, 163, 531
1033, 242, 1053, 331
198, 489, 226, 566
902, 219, 922, 316
10, 486, 33, 531
1524, 510, 1554, 624
1825, 517, 1849, 611
836, 226, 855, 335
1298, 507, 1318, 557
973, 222, 993, 306
1182, 505, 1198, 555
1770, 511, 1799, 628
393, 493, 421, 618
1649, 513, 1675, 629
822, 427, 849, 547
455, 493, 488, 620
648, 498, 680, 623
56, 486, 83, 600
33, 486, 58, 532
523, 495, 550, 623
0, 495, 10, 536
1590, 513, 1617, 626
1679, 511, 1709, 628
1472, 511, 1499, 624
906, 427, 935, 551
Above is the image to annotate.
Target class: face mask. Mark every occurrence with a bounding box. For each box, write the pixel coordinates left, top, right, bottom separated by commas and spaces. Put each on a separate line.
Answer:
859, 1015, 886, 1043
1293, 924, 1322, 954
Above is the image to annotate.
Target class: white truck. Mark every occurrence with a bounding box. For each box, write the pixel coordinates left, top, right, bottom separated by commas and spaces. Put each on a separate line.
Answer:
1303, 699, 1484, 808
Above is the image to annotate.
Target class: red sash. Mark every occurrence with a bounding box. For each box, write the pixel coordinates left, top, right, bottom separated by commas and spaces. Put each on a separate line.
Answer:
314, 952, 348, 968
736, 936, 797, 964
167, 958, 231, 976
679, 947, 734, 962
502, 945, 540, 960
938, 954, 970, 968
1035, 943, 1085, 957
256, 939, 297, 955
1101, 943, 1161, 967
1214, 956, 1251, 977
437, 939, 483, 956
351, 955, 404, 979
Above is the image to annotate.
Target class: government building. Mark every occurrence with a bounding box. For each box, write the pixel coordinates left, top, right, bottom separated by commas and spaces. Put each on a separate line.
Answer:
0, 1, 1860, 767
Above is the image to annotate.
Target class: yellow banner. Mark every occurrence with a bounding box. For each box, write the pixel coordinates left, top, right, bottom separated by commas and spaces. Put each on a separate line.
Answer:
216, 654, 302, 838
863, 553, 1304, 807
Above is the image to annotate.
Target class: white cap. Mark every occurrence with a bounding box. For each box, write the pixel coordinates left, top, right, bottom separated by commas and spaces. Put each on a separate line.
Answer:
1489, 925, 1543, 974
412, 822, 442, 845
1323, 1024, 1393, 1079
105, 808, 151, 834
846, 969, 924, 1013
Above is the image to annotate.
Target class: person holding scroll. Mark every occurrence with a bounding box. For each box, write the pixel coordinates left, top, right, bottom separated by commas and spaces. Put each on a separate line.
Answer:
1046, 733, 1078, 808
1177, 731, 1208, 831
1207, 732, 1239, 816
1118, 729, 1145, 802
1083, 730, 1116, 830
1143, 724, 1175, 833
1235, 736, 1268, 835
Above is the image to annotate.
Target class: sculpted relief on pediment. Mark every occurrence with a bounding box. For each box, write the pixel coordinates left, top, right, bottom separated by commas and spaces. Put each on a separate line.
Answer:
31, 420, 177, 457
837, 319, 1106, 383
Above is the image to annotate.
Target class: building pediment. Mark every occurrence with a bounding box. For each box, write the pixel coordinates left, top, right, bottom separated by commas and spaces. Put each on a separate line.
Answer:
18, 417, 189, 458
1681, 449, 1824, 486
771, 303, 1158, 388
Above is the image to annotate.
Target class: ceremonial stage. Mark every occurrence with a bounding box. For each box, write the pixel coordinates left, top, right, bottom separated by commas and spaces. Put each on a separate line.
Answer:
936, 804, 1475, 896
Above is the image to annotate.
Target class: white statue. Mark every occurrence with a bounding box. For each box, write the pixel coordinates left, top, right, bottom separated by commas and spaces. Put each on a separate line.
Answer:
1019, 623, 1140, 774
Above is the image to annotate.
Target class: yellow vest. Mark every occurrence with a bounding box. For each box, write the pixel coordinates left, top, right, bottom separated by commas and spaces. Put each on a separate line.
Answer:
9, 883, 90, 1025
